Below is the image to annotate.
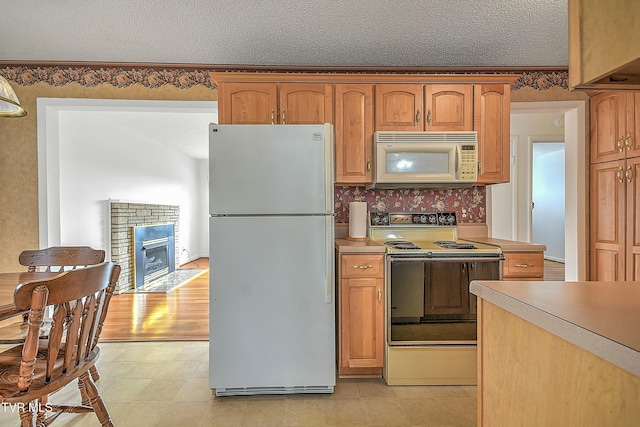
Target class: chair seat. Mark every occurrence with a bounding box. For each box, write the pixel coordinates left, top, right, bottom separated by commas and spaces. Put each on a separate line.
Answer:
0, 340, 99, 402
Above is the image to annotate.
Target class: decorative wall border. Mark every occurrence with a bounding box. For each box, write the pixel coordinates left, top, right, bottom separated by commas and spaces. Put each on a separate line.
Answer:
0, 63, 568, 90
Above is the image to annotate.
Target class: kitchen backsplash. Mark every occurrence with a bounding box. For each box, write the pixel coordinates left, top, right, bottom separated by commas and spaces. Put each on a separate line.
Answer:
334, 186, 486, 224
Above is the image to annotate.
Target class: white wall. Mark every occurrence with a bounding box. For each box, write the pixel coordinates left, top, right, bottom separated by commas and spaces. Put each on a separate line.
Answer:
489, 101, 587, 281
490, 113, 565, 241
37, 98, 216, 264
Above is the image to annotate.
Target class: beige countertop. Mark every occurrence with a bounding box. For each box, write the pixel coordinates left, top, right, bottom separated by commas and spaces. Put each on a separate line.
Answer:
470, 280, 640, 377
462, 236, 546, 252
335, 239, 386, 253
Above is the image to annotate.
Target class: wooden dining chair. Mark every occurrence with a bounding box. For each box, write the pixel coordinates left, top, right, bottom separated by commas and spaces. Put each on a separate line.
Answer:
0, 262, 120, 427
19, 246, 105, 272
7, 246, 107, 383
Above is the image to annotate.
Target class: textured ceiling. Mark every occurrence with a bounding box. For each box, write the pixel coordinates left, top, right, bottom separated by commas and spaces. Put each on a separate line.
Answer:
5, 1, 568, 161
1, 0, 568, 67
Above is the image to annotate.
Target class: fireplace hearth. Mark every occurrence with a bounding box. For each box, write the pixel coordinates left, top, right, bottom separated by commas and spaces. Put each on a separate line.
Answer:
133, 224, 176, 289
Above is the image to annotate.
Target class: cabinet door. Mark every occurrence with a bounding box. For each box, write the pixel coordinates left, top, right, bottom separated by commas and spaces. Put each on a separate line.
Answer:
626, 156, 640, 281
334, 84, 374, 184
474, 84, 510, 183
468, 261, 501, 315
278, 83, 333, 124
424, 84, 473, 131
374, 84, 423, 131
340, 277, 384, 368
424, 262, 469, 315
590, 161, 626, 281
591, 92, 627, 163
627, 92, 640, 158
218, 82, 278, 124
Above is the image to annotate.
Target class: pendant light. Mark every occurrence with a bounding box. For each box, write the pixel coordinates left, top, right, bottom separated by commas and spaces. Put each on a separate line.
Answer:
0, 75, 27, 117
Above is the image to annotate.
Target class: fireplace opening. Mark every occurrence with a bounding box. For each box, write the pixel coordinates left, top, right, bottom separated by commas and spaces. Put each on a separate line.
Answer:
133, 224, 176, 289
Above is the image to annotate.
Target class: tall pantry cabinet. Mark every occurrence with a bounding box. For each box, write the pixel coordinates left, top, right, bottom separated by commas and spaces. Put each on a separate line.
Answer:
590, 92, 640, 281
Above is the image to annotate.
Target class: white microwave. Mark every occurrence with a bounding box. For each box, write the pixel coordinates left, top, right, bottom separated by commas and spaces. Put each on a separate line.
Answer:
373, 131, 478, 188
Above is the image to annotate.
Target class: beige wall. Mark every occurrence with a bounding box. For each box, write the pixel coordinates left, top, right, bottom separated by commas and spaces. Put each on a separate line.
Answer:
0, 68, 588, 272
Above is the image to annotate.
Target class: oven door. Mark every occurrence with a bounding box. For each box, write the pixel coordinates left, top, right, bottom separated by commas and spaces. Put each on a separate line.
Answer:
387, 256, 500, 345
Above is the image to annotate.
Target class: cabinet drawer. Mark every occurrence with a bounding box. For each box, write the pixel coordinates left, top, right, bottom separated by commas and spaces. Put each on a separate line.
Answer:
502, 252, 544, 279
341, 254, 384, 278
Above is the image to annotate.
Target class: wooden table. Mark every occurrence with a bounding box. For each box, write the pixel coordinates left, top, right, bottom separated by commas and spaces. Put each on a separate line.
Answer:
0, 271, 61, 320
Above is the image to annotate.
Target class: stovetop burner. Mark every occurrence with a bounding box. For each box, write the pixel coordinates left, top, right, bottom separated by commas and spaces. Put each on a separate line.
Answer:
433, 240, 477, 250
384, 240, 421, 250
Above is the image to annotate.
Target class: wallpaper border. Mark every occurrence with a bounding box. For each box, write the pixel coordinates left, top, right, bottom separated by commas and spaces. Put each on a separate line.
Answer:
0, 63, 568, 90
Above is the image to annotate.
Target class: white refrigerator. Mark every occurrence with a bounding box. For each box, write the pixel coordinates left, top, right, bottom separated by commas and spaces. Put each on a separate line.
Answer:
208, 123, 336, 396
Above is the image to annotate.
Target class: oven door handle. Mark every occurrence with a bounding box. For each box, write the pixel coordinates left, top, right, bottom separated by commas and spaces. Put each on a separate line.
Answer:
387, 254, 505, 262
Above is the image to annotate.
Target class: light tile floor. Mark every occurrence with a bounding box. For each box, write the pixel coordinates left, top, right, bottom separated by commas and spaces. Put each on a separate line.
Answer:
0, 342, 476, 427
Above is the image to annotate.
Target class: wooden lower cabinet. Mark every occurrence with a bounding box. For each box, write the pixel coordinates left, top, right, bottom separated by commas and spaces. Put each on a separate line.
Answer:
590, 156, 640, 281
337, 253, 384, 377
501, 251, 544, 280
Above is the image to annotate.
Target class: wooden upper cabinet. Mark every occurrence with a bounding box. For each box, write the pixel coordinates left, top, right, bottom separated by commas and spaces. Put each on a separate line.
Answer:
591, 92, 627, 163
334, 84, 374, 185
627, 92, 640, 158
219, 82, 278, 124
425, 84, 473, 131
374, 84, 423, 131
568, 0, 640, 90
375, 84, 473, 131
592, 92, 640, 163
278, 83, 333, 124
217, 82, 332, 125
474, 84, 510, 184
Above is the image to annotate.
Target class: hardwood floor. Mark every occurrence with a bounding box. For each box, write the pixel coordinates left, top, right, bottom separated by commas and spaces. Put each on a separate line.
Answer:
102, 258, 565, 342
101, 258, 209, 341
544, 259, 565, 281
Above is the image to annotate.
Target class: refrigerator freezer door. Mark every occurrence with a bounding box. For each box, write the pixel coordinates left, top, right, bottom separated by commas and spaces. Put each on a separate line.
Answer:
209, 215, 335, 395
209, 124, 333, 215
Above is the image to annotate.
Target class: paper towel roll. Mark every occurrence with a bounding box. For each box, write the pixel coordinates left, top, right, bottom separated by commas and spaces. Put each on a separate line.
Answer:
348, 202, 368, 239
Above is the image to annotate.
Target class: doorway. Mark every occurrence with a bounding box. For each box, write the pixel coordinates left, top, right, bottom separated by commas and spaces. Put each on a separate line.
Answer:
532, 140, 565, 262
489, 101, 587, 281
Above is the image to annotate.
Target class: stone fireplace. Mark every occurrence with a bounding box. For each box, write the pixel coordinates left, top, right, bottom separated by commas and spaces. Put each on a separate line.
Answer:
110, 202, 180, 294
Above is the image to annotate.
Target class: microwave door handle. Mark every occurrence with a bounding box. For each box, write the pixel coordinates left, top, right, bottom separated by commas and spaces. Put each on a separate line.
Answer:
455, 145, 461, 179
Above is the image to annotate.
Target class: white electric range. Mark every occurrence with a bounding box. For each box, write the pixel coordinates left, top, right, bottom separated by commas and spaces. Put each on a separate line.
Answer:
368, 212, 503, 386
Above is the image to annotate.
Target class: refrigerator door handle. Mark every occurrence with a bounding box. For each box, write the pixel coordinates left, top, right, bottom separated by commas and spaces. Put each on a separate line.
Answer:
325, 214, 334, 304
324, 123, 334, 214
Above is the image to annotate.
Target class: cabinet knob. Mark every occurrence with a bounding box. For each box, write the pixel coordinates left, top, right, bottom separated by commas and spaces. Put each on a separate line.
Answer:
426, 110, 432, 126
618, 166, 624, 183
377, 287, 382, 304
625, 133, 632, 151
618, 136, 624, 152
353, 265, 373, 270
366, 160, 371, 173
415, 109, 421, 125
626, 165, 633, 183
515, 264, 532, 268
271, 109, 275, 125
281, 109, 286, 124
